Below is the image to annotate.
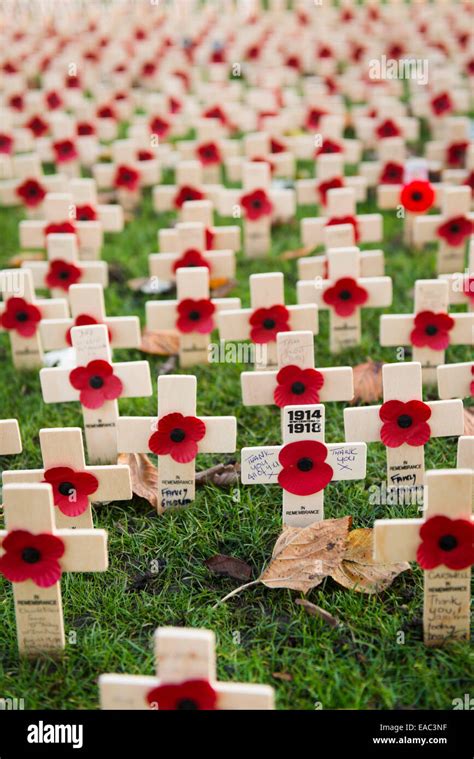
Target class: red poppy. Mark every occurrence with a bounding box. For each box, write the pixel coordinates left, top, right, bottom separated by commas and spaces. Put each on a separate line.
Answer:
45, 91, 63, 110
174, 185, 205, 209
15, 178, 46, 208
205, 227, 214, 249
1, 297, 42, 337
196, 141, 222, 166
149, 116, 170, 139
146, 679, 217, 710
52, 139, 78, 164
249, 305, 290, 343
168, 96, 182, 114
69, 359, 123, 409
286, 55, 301, 71
325, 216, 360, 243
0, 133, 13, 154
240, 188, 273, 221
148, 412, 206, 463
25, 115, 48, 137
43, 466, 99, 517
96, 105, 116, 120
0, 529, 65, 587
278, 440, 333, 496
318, 177, 344, 206
176, 298, 215, 334
463, 276, 474, 304
45, 259, 82, 291
436, 215, 472, 247
379, 400, 431, 447
75, 204, 97, 221
400, 180, 435, 213
318, 45, 333, 59
417, 516, 474, 570
375, 119, 401, 139
77, 121, 95, 136
142, 61, 156, 77
380, 162, 404, 184
446, 141, 468, 168
388, 43, 404, 58
465, 170, 474, 195
203, 105, 228, 127
410, 311, 454, 350
172, 249, 210, 273
270, 137, 286, 154
431, 92, 453, 117
114, 164, 141, 192
323, 276, 368, 317
8, 93, 24, 111
316, 139, 343, 156
66, 315, 111, 346
274, 365, 324, 408
66, 74, 81, 89
137, 149, 154, 162
305, 108, 327, 130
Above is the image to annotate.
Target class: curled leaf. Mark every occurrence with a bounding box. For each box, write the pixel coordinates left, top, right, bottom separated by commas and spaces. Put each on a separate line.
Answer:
210, 278, 237, 297
350, 360, 383, 405
140, 329, 180, 356
196, 462, 241, 488
205, 554, 252, 581
279, 245, 314, 261
118, 452, 158, 509
330, 528, 410, 594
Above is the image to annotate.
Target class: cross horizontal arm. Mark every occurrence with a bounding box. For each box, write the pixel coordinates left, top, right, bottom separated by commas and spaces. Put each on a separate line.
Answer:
117, 417, 156, 453
242, 367, 353, 406
61, 529, 108, 571
40, 317, 141, 350
0, 420, 22, 455
345, 399, 464, 442
373, 519, 422, 563
40, 362, 152, 403
198, 417, 237, 453
381, 313, 473, 345
99, 675, 158, 709
241, 443, 367, 484
298, 277, 392, 309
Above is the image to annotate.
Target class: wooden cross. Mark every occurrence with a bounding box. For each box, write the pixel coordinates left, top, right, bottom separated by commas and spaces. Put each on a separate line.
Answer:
0, 418, 21, 456
241, 330, 353, 432
146, 266, 240, 368
297, 227, 385, 283
0, 268, 68, 369
40, 324, 152, 463
0, 483, 108, 655
360, 136, 406, 189
0, 153, 66, 211
176, 117, 232, 184
152, 160, 223, 214
298, 245, 392, 353
439, 239, 473, 312
99, 626, 274, 710
117, 374, 236, 513
345, 361, 464, 492
457, 437, 474, 506
149, 222, 235, 285
225, 132, 295, 183
374, 469, 473, 646
442, 142, 474, 190
438, 361, 473, 401
21, 233, 108, 299
179, 198, 240, 253
218, 271, 318, 370
218, 161, 295, 258
92, 138, 160, 208
2, 427, 132, 529
300, 187, 382, 251
413, 185, 474, 274
425, 116, 471, 171
353, 101, 419, 149
242, 403, 367, 527
380, 278, 474, 384
68, 177, 124, 238
40, 283, 141, 354
19, 191, 103, 255
296, 153, 367, 208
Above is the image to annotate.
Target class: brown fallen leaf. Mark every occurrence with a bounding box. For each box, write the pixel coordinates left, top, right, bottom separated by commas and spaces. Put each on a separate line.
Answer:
118, 452, 158, 510
205, 554, 252, 582
260, 516, 350, 592
210, 278, 237, 297
196, 462, 241, 488
464, 408, 474, 435
272, 672, 293, 682
295, 598, 341, 628
279, 245, 314, 261
8, 252, 44, 267
140, 329, 180, 356
350, 360, 383, 404
330, 528, 409, 594
158, 355, 178, 376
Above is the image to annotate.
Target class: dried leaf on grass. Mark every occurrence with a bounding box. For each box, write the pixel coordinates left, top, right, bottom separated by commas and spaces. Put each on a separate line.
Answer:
8, 252, 44, 267
118, 453, 158, 509
205, 554, 252, 582
140, 329, 180, 355
350, 360, 383, 404
279, 245, 314, 261
210, 278, 237, 297
330, 528, 410, 594
295, 598, 341, 628
464, 408, 474, 435
196, 462, 240, 487
272, 672, 293, 682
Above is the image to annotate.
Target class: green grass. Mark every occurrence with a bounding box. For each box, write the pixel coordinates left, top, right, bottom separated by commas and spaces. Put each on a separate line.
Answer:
0, 168, 471, 711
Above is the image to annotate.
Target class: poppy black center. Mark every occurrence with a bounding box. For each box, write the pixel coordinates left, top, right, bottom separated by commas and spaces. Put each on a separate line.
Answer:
27, 186, 39, 196
339, 290, 352, 301
297, 457, 314, 472
58, 270, 70, 280
291, 381, 306, 395
176, 698, 199, 710
438, 534, 458, 552
123, 171, 132, 181
58, 481, 74, 496
397, 414, 413, 429
411, 191, 422, 201
252, 199, 262, 208
22, 547, 41, 564
425, 324, 438, 336
449, 224, 460, 234
170, 427, 186, 443
15, 311, 28, 322
188, 310, 201, 321
263, 318, 276, 329
89, 375, 104, 389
